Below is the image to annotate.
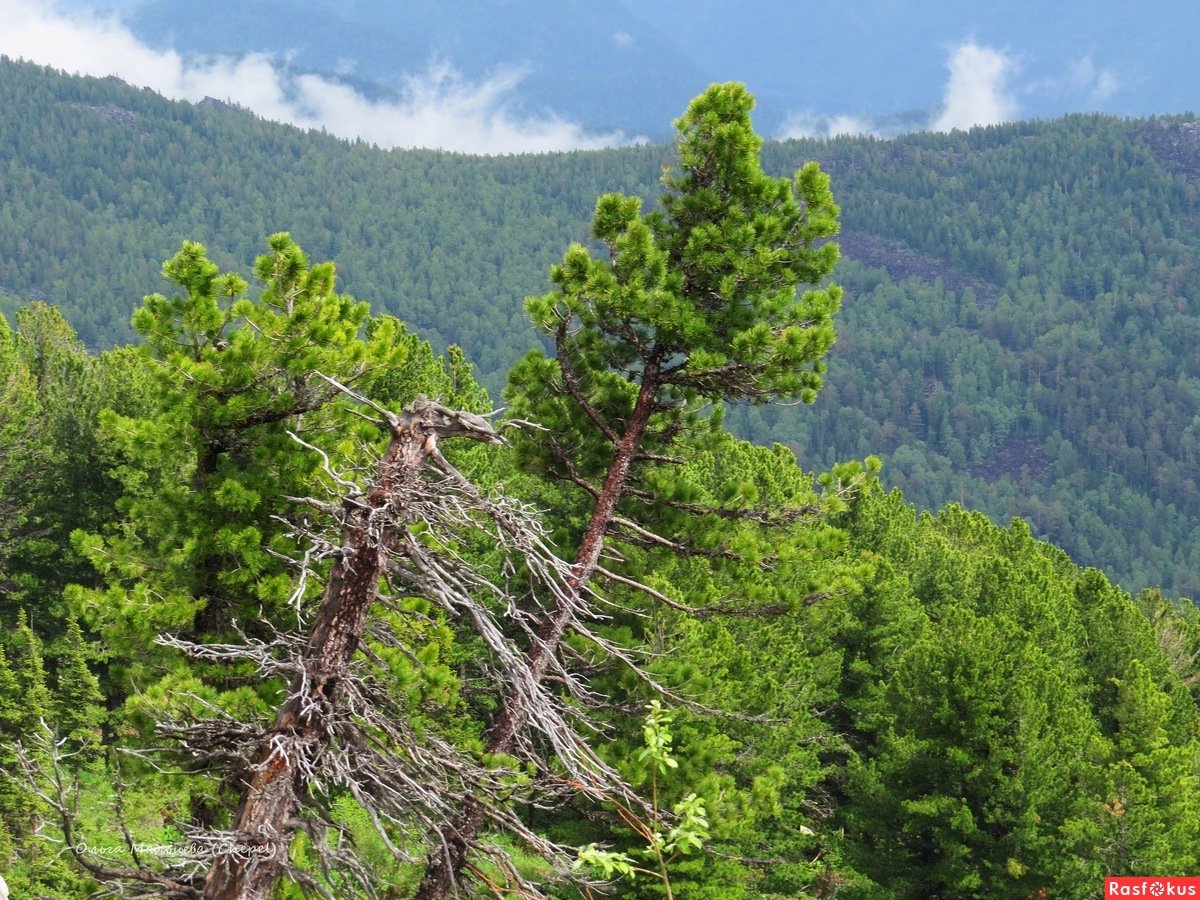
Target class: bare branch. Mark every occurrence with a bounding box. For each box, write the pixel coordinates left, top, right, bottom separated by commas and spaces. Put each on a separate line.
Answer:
313, 371, 397, 428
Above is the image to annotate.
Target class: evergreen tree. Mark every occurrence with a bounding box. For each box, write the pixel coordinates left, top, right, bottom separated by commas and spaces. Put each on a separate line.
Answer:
1088, 658, 1200, 875
52, 234, 538, 898
844, 606, 1101, 897
1, 302, 151, 651
0, 643, 27, 834
36, 235, 487, 890
10, 610, 53, 734
68, 234, 416, 695
52, 617, 105, 759
417, 81, 846, 898
0, 314, 45, 604
827, 484, 1200, 896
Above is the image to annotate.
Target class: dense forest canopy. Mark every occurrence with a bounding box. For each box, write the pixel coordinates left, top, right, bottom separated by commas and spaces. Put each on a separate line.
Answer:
3, 57, 1200, 595
0, 68, 1199, 899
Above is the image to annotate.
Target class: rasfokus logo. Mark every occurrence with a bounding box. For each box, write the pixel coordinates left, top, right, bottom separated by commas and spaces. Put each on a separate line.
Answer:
1106, 878, 1200, 896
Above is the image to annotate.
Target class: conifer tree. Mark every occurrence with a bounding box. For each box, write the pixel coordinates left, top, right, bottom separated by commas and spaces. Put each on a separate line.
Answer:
0, 314, 45, 602
1094, 658, 1200, 874
11, 610, 53, 733
416, 81, 845, 898
0, 646, 20, 740
2, 611, 54, 861
55, 234, 600, 899
55, 235, 501, 896
0, 644, 27, 833
53, 617, 105, 759
68, 234, 415, 693
0, 303, 125, 621
843, 606, 1101, 897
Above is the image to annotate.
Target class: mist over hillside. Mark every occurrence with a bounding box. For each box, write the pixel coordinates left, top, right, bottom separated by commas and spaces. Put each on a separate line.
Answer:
13, 0, 1200, 150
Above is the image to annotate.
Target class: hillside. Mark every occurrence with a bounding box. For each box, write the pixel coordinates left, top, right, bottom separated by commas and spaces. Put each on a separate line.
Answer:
752, 118, 1200, 595
3, 57, 1200, 595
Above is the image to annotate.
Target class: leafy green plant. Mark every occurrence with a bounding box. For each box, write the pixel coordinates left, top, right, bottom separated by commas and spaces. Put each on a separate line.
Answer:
576, 701, 709, 899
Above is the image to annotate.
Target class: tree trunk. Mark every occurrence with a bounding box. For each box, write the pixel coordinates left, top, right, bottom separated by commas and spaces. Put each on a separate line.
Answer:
203, 403, 468, 900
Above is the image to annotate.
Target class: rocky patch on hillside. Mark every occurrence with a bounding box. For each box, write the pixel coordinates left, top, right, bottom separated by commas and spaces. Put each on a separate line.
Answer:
69, 102, 138, 126
971, 434, 1051, 485
1139, 118, 1200, 177
838, 230, 1001, 308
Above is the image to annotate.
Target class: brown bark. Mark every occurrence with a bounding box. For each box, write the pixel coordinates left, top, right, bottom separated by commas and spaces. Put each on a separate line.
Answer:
414, 362, 661, 900
203, 400, 497, 900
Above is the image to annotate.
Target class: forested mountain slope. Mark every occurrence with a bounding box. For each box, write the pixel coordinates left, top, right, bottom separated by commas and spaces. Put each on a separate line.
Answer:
0, 57, 663, 375
3, 57, 1200, 594
752, 119, 1200, 596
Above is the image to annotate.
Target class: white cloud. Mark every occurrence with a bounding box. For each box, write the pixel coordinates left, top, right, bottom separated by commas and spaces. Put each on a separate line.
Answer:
1025, 54, 1123, 109
1063, 55, 1121, 104
0, 0, 633, 154
825, 114, 876, 138
1092, 69, 1120, 104
930, 41, 1017, 132
778, 110, 878, 140
612, 31, 634, 48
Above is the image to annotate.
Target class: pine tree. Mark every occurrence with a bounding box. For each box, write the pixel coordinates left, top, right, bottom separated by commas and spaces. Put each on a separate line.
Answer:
416, 81, 846, 898
0, 313, 45, 603
844, 606, 1101, 897
52, 234, 585, 898
54, 235, 504, 895
68, 234, 417, 694
0, 644, 27, 834
0, 303, 128, 625
1091, 658, 1200, 874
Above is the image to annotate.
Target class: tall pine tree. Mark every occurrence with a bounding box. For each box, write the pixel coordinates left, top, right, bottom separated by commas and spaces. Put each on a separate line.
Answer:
417, 81, 846, 898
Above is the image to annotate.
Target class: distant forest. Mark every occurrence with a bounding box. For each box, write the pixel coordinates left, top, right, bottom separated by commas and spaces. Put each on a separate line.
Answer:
3, 56, 1200, 596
